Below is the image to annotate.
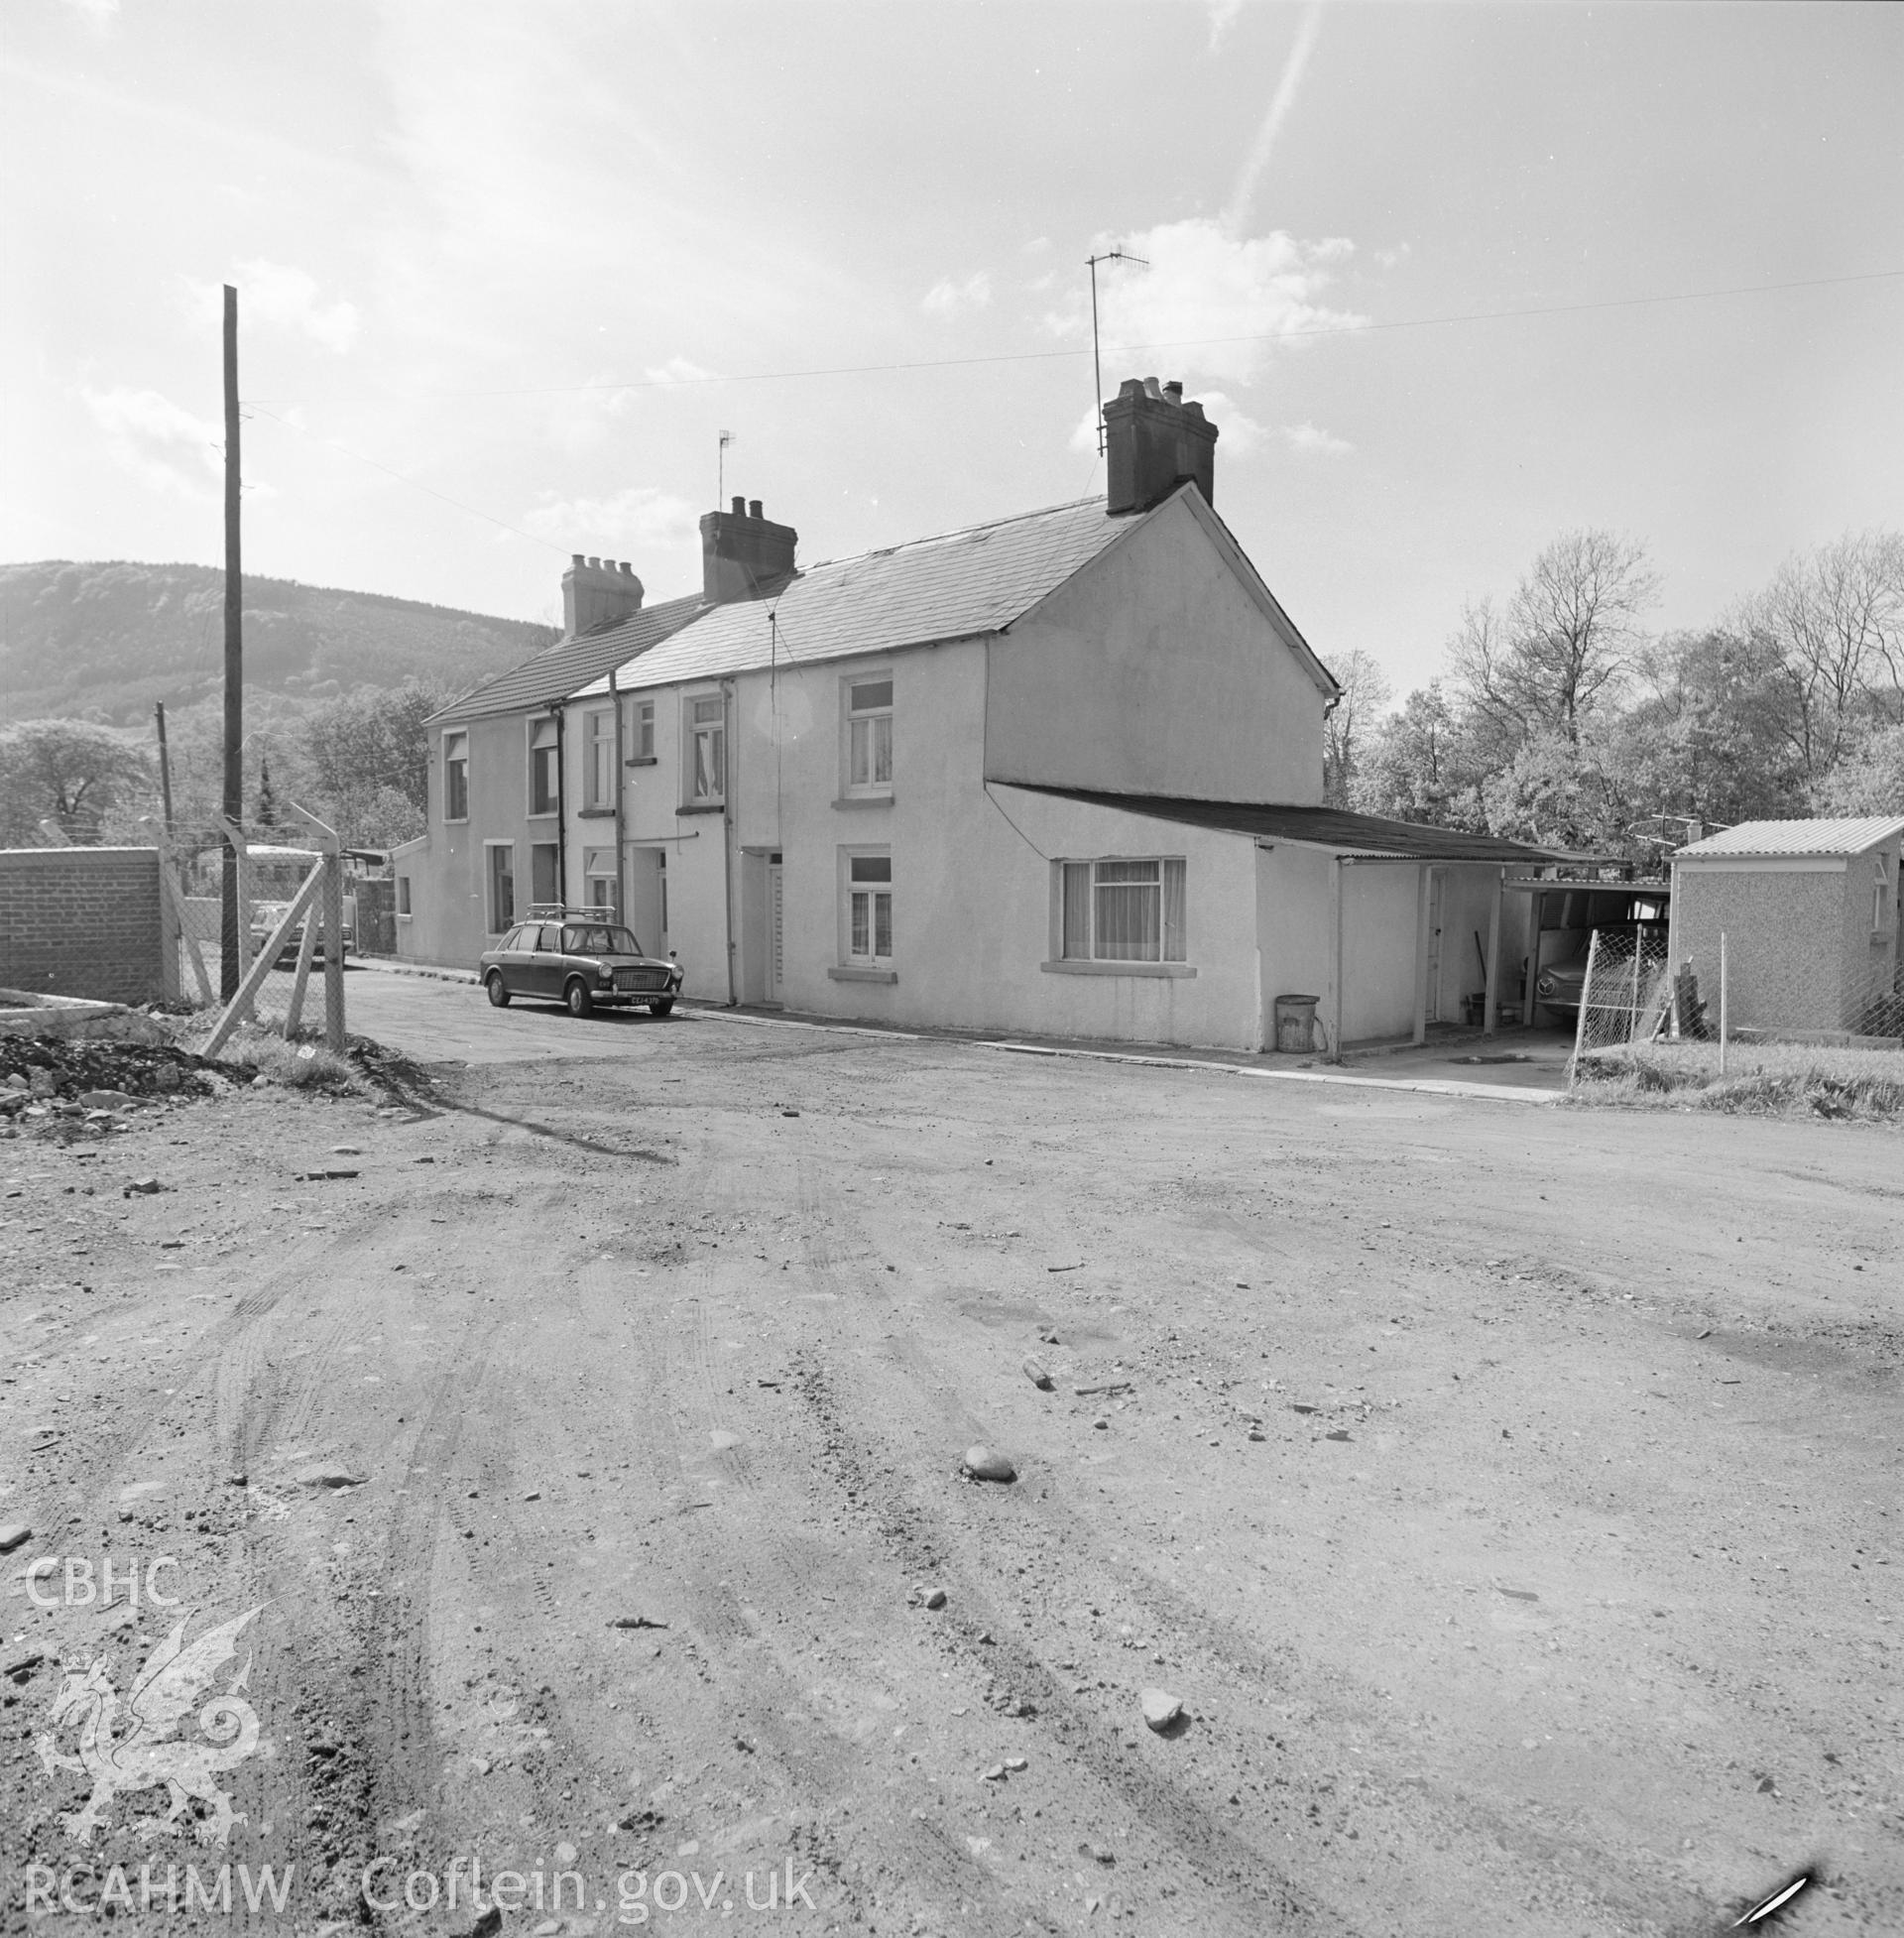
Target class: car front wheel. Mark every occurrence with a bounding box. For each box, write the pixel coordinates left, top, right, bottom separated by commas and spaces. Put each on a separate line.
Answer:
565, 978, 594, 1017
648, 997, 674, 1017
486, 971, 511, 1008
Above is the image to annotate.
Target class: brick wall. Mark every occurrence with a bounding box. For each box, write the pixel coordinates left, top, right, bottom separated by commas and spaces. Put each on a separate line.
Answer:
0, 847, 164, 1005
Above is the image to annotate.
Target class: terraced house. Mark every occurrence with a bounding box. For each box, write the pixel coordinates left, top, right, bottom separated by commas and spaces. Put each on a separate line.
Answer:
398, 379, 1559, 1053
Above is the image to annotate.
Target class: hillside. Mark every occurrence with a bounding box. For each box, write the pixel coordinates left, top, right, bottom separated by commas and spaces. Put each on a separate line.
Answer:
0, 560, 556, 725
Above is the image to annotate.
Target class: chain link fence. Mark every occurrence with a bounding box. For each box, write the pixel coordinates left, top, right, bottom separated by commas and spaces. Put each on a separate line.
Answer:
156, 818, 346, 1052
1567, 925, 1674, 1083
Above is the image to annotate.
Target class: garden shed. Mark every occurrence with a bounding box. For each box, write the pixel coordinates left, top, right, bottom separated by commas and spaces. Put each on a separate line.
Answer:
1669, 816, 1904, 1043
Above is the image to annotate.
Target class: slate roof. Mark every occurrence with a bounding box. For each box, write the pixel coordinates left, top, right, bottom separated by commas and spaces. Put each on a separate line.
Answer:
428, 592, 704, 725
1675, 816, 1904, 860
1013, 787, 1570, 863
573, 497, 1133, 699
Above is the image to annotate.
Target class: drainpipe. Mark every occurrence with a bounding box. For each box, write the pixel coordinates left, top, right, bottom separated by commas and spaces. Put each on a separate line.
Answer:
721, 676, 738, 1006
610, 667, 626, 922
548, 701, 567, 909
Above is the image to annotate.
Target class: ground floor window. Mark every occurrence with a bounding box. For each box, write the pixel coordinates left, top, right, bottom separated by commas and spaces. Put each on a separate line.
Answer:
584, 846, 617, 911
1060, 857, 1185, 962
397, 876, 412, 916
485, 842, 515, 933
844, 850, 892, 964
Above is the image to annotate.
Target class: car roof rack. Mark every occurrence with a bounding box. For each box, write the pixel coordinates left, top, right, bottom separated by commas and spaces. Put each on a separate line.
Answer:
524, 905, 612, 918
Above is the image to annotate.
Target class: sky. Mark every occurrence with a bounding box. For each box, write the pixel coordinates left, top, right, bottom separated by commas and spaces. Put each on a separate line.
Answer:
4, 0, 1903, 699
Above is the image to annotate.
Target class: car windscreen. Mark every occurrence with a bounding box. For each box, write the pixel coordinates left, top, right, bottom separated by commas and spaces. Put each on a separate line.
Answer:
562, 924, 642, 955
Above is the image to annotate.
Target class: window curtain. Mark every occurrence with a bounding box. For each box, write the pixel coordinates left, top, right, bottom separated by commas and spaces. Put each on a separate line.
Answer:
1094, 860, 1161, 961
1061, 863, 1092, 958
1162, 858, 1186, 961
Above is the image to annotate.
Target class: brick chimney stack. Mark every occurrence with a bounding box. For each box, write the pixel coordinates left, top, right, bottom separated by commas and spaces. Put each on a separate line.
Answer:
1103, 376, 1218, 517
700, 496, 797, 604
562, 555, 645, 637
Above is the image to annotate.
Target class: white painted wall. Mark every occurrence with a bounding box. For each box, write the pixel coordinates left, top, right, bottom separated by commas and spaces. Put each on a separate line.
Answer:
985, 494, 1328, 805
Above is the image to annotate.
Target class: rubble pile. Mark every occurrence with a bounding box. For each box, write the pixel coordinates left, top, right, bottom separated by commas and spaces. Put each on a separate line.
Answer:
0, 1035, 212, 1140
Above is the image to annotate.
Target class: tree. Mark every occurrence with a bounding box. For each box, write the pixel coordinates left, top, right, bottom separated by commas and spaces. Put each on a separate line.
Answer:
0, 719, 154, 845
1732, 531, 1904, 782
305, 679, 446, 830
1811, 722, 1904, 817
1609, 628, 1806, 829
1450, 530, 1659, 748
1322, 650, 1392, 808
1350, 681, 1488, 829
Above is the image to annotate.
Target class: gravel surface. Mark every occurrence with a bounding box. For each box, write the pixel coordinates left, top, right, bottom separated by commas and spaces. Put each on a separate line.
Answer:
1, 981, 1898, 1934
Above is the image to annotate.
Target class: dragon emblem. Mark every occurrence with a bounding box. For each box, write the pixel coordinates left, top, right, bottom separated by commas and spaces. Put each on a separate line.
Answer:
35, 1607, 265, 1846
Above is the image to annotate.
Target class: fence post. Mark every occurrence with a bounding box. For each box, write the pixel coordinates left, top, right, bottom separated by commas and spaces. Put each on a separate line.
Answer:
1568, 927, 1600, 1089
322, 849, 346, 1052
1719, 930, 1728, 1077
287, 800, 347, 1054
149, 820, 181, 1005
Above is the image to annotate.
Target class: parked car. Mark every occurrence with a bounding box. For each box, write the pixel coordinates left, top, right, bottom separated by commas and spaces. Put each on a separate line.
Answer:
479, 912, 682, 1018
1535, 910, 1668, 1020
250, 900, 352, 968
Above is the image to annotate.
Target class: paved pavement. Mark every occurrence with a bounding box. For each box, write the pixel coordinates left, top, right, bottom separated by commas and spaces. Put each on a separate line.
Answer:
345, 959, 1572, 1099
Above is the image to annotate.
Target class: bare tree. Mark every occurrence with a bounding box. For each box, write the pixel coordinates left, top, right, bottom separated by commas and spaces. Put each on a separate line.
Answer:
1450, 530, 1659, 747
1322, 649, 1392, 807
1733, 531, 1904, 781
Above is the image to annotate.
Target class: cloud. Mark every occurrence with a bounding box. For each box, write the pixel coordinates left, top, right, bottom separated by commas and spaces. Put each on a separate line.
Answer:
644, 355, 718, 388
1206, 0, 1246, 54
82, 386, 223, 499
921, 271, 993, 316
1375, 242, 1412, 271
524, 485, 701, 555
1223, 2, 1322, 233
1021, 236, 1051, 257
182, 260, 360, 353
1047, 217, 1366, 389
1192, 391, 1267, 456
1281, 421, 1354, 457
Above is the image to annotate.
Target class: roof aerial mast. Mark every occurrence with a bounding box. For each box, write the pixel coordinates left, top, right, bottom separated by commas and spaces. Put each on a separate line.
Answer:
1086, 248, 1148, 455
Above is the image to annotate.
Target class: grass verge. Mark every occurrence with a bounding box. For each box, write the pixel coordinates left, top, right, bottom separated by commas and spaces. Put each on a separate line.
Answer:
1569, 1039, 1904, 1122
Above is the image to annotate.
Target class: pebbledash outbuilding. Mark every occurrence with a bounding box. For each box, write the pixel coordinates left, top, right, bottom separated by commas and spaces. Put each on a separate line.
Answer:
395, 378, 1565, 1056
1670, 816, 1904, 1043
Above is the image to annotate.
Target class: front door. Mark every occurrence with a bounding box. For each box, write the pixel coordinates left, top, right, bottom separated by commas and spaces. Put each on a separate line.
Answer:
768, 860, 783, 1005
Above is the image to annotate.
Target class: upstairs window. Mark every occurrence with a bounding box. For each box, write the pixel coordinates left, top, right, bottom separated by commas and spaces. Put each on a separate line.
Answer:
529, 717, 559, 816
688, 693, 725, 803
1060, 858, 1186, 963
846, 676, 893, 795
585, 709, 616, 809
847, 852, 892, 964
442, 731, 468, 822
629, 697, 655, 762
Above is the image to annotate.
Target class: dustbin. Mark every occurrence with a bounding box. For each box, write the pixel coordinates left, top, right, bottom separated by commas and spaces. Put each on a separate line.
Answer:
1273, 993, 1320, 1054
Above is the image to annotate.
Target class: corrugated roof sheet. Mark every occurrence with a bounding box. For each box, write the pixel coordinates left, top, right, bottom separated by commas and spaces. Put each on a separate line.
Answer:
1676, 815, 1904, 860
428, 592, 704, 724
1015, 787, 1570, 862
573, 497, 1128, 698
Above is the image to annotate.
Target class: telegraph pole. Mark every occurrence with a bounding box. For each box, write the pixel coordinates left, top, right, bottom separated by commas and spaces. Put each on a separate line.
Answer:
221, 285, 242, 998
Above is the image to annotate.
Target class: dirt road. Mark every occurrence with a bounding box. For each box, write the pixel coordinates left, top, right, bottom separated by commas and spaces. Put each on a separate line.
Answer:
3, 981, 1899, 1936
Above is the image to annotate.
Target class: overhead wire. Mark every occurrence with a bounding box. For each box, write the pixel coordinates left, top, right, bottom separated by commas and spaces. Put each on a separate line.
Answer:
243, 265, 1904, 408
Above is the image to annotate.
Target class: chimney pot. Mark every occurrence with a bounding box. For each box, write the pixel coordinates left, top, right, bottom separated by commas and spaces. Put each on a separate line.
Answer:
700, 501, 798, 604
561, 552, 645, 636
1102, 373, 1219, 516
